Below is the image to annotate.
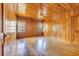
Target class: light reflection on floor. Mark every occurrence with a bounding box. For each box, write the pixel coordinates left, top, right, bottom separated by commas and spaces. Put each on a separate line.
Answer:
17, 41, 26, 56
34, 37, 48, 56
4, 40, 30, 56
4, 37, 79, 56
36, 37, 47, 51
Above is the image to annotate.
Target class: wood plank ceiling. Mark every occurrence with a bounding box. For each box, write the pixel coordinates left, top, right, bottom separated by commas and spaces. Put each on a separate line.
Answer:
16, 3, 79, 19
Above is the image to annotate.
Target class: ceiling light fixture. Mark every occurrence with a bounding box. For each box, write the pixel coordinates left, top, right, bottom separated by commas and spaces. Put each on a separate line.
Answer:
38, 4, 47, 20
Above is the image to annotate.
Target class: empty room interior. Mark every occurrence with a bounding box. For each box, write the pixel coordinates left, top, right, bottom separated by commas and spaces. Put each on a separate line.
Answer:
0, 3, 79, 56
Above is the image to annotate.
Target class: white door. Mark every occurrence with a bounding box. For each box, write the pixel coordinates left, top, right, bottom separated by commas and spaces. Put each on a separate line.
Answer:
3, 3, 16, 56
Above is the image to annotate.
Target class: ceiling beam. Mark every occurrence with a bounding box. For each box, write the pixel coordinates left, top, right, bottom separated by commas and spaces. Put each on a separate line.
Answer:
46, 4, 65, 14
59, 3, 73, 11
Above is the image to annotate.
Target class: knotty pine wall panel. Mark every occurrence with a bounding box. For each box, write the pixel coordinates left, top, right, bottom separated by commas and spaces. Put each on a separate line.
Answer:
16, 16, 43, 39
62, 10, 79, 44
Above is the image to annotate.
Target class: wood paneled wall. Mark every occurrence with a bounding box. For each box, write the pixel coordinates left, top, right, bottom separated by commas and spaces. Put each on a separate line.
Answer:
3, 3, 79, 44
44, 4, 77, 44
44, 11, 67, 41
16, 16, 43, 39
44, 6, 79, 44
63, 10, 79, 44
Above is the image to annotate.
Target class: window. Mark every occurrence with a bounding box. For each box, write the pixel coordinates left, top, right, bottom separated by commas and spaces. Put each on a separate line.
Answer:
52, 24, 63, 32
38, 22, 48, 32
18, 21, 25, 32
5, 20, 16, 33
43, 23, 48, 32
18, 4, 26, 14
38, 22, 44, 32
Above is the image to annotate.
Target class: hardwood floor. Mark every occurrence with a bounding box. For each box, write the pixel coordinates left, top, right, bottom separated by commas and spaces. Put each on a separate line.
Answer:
3, 37, 79, 56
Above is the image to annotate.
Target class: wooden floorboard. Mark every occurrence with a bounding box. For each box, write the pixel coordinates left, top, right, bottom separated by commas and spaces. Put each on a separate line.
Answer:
2, 37, 79, 56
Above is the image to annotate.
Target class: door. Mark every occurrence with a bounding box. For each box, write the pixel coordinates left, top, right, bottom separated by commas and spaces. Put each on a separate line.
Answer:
3, 3, 16, 56
0, 3, 4, 56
